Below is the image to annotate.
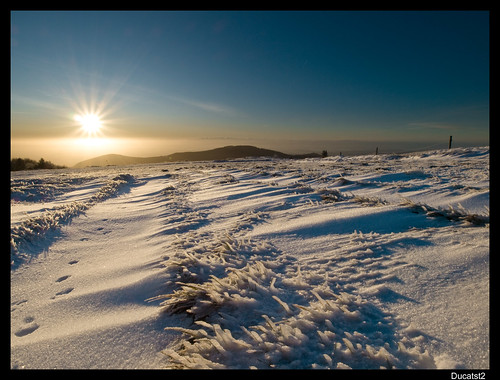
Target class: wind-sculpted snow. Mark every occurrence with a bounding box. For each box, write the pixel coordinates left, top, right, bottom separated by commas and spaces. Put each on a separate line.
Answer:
11, 174, 135, 268
145, 148, 488, 369
11, 175, 95, 203
10, 147, 489, 369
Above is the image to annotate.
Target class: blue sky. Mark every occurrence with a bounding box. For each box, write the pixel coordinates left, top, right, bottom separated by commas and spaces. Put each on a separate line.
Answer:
11, 11, 489, 164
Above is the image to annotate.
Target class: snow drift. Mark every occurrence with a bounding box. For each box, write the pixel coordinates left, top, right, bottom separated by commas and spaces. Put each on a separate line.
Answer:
11, 147, 489, 369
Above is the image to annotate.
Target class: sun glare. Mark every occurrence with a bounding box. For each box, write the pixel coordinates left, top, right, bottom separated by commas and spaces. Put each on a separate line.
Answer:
74, 113, 103, 136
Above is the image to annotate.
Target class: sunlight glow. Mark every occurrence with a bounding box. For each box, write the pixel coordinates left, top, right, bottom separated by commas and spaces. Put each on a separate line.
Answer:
74, 113, 103, 136
72, 137, 115, 150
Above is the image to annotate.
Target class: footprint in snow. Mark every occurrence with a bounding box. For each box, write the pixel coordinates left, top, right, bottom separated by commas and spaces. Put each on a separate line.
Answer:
14, 317, 39, 337
11, 299, 27, 307
50, 287, 74, 299
56, 287, 74, 296
68, 260, 79, 265
11, 299, 28, 312
55, 275, 71, 283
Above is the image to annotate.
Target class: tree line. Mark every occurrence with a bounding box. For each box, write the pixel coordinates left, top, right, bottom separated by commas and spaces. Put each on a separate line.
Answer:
11, 158, 66, 171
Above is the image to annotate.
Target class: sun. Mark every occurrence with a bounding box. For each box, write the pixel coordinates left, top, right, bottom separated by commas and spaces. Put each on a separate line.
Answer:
74, 113, 102, 136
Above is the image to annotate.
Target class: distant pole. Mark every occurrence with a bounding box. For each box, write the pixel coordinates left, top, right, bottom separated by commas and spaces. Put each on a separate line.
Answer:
375, 147, 378, 155
448, 136, 453, 149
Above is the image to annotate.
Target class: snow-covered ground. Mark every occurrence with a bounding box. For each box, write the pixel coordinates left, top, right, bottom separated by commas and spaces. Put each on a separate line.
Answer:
10, 147, 489, 369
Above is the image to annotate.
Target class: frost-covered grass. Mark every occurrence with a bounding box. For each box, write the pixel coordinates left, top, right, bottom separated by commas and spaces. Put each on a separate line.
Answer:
399, 198, 489, 226
155, 230, 436, 369
11, 147, 489, 369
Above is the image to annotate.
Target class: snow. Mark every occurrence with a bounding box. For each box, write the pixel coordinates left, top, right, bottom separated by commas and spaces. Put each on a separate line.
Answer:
10, 147, 489, 369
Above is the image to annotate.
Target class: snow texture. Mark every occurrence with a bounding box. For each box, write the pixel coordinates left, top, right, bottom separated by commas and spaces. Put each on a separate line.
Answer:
11, 147, 489, 369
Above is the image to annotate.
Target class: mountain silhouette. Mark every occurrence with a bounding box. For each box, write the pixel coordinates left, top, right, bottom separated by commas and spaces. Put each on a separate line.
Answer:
73, 145, 320, 168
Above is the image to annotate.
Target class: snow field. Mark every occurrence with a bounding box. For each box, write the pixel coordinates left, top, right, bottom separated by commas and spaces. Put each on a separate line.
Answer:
10, 147, 489, 369
11, 174, 177, 368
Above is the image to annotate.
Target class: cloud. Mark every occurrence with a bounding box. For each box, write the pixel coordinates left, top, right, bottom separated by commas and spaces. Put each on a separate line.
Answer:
166, 94, 238, 116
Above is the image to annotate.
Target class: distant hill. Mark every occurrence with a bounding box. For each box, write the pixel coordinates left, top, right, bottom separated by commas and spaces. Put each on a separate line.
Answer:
73, 154, 159, 168
73, 145, 321, 168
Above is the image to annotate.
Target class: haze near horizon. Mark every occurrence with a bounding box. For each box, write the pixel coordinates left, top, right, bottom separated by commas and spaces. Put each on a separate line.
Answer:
11, 11, 489, 166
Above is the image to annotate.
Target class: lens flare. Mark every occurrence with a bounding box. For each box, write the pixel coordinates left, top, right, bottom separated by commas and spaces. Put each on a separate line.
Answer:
74, 113, 102, 136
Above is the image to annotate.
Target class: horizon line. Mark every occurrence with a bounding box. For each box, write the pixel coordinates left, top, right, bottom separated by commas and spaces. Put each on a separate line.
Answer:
10, 142, 490, 169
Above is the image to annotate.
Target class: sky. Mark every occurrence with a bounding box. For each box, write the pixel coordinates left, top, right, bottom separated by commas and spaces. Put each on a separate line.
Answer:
11, 10, 489, 166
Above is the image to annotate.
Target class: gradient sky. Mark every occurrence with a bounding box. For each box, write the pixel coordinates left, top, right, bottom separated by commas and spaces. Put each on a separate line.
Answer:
11, 10, 489, 166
